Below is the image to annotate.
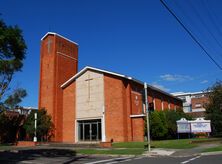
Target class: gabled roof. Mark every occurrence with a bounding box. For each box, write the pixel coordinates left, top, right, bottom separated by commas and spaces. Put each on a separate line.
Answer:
61, 66, 181, 101
61, 66, 143, 88
41, 32, 79, 46
172, 91, 210, 96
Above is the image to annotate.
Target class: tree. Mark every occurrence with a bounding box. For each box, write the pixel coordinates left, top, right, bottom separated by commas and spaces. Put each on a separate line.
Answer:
165, 109, 191, 139
0, 111, 24, 143
205, 81, 222, 136
145, 109, 192, 140
23, 109, 54, 141
150, 111, 168, 140
0, 18, 27, 102
0, 18, 27, 143
4, 88, 27, 109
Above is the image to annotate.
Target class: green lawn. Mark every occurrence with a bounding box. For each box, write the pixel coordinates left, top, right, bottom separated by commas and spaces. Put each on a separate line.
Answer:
152, 139, 199, 149
112, 138, 220, 149
112, 140, 196, 149
0, 143, 15, 150
77, 148, 144, 155
202, 145, 222, 153
112, 142, 145, 149
76, 138, 205, 155
1, 138, 221, 156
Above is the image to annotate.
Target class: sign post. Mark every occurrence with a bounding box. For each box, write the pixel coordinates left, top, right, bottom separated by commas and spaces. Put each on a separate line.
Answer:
144, 82, 151, 152
33, 113, 37, 142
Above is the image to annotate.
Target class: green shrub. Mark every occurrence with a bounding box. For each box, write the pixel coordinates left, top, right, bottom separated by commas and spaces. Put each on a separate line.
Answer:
145, 109, 192, 140
149, 111, 168, 140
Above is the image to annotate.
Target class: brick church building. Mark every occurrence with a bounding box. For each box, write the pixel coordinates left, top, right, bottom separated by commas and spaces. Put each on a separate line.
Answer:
39, 32, 182, 143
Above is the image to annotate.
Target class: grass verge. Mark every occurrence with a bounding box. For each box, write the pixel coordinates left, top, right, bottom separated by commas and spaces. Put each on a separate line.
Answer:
202, 146, 222, 153
0, 144, 15, 150
112, 138, 220, 149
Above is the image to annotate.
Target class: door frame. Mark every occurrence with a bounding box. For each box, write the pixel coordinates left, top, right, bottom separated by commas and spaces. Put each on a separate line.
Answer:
77, 119, 102, 142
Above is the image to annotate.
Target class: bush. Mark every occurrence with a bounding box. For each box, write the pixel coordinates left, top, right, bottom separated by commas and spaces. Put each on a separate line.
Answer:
205, 81, 222, 137
165, 109, 191, 139
150, 111, 168, 140
145, 109, 191, 140
0, 111, 24, 143
23, 109, 54, 142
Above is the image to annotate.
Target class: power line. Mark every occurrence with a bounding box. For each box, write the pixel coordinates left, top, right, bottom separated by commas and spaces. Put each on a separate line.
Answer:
170, 0, 222, 60
187, 0, 222, 59
201, 0, 222, 59
202, 0, 222, 37
160, 0, 222, 70
171, 0, 222, 58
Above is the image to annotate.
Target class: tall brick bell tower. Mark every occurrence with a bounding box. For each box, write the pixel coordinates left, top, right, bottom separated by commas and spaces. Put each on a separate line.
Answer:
38, 32, 78, 141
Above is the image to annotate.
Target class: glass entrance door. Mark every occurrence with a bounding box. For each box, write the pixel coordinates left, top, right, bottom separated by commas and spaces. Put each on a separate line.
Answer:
78, 119, 101, 141
91, 123, 98, 140
84, 123, 91, 141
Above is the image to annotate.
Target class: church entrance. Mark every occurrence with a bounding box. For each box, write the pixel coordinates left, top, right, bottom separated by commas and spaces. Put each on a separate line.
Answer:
78, 119, 102, 141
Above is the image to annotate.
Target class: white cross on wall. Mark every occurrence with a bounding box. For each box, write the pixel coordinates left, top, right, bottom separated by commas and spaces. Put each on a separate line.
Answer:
85, 74, 93, 101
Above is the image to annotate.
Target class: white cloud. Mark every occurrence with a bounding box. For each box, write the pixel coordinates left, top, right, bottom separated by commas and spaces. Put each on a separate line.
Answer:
160, 74, 193, 82
201, 80, 208, 84
151, 83, 170, 92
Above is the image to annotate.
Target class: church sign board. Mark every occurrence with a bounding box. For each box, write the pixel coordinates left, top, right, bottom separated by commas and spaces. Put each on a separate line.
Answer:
190, 118, 211, 133
177, 118, 190, 133
177, 118, 211, 133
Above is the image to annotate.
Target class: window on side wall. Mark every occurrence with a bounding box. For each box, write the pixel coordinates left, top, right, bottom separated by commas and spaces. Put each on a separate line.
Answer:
195, 103, 202, 108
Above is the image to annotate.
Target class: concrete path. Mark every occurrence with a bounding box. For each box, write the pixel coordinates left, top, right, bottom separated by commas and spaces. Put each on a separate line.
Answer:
171, 143, 220, 157
142, 143, 222, 157
144, 148, 176, 156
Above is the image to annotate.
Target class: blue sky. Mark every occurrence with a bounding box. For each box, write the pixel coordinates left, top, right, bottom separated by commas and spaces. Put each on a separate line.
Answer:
1, 0, 222, 107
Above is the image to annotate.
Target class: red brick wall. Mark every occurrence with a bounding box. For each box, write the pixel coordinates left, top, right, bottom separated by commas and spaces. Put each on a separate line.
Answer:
39, 34, 55, 120
170, 103, 175, 110
131, 91, 143, 115
104, 75, 144, 142
103, 75, 182, 142
163, 101, 169, 110
16, 141, 36, 147
191, 96, 209, 110
104, 75, 126, 142
148, 96, 153, 104
155, 99, 162, 111
38, 33, 78, 142
125, 83, 132, 142
146, 88, 182, 111
132, 118, 144, 141
130, 84, 144, 142
154, 92, 162, 111
62, 82, 76, 143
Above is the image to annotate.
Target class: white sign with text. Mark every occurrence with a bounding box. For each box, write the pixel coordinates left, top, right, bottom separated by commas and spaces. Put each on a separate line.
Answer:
190, 122, 211, 133
177, 118, 211, 133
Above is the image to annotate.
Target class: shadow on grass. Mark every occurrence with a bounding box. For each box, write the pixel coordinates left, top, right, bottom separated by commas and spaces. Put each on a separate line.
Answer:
0, 149, 89, 163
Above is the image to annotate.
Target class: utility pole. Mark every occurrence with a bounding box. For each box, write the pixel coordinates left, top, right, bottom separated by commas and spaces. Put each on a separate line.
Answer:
33, 112, 37, 142
144, 82, 151, 152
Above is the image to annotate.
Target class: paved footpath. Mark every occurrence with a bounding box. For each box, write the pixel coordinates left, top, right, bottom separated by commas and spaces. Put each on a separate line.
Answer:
119, 154, 222, 164
0, 148, 121, 164
171, 143, 220, 157
0, 143, 222, 163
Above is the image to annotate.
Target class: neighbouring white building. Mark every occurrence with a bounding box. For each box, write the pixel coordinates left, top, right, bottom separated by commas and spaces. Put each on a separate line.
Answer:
13, 106, 38, 115
172, 91, 209, 113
